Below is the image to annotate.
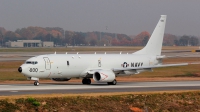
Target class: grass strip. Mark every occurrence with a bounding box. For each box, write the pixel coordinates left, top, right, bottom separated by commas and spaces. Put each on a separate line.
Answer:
0, 90, 200, 112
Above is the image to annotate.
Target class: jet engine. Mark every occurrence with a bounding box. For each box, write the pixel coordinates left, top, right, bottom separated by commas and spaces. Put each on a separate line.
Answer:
51, 78, 71, 81
93, 70, 115, 82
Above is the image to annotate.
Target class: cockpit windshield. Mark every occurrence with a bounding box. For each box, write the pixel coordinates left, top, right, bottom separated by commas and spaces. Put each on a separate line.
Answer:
25, 61, 38, 64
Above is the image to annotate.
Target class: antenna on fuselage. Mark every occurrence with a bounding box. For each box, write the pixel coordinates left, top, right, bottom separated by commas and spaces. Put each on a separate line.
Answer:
95, 52, 96, 54
66, 52, 67, 54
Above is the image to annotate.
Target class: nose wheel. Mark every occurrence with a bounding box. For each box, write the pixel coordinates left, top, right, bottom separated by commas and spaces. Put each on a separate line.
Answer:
34, 81, 39, 86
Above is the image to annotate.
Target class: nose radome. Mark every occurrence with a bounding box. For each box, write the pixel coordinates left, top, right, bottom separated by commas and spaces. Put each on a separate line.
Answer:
18, 67, 22, 73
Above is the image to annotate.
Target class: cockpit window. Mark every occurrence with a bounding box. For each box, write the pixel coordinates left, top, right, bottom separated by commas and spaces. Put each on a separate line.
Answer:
26, 61, 32, 64
25, 61, 38, 65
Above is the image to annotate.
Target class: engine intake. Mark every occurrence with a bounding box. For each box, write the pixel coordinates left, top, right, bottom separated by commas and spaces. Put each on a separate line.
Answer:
94, 72, 101, 81
93, 70, 115, 82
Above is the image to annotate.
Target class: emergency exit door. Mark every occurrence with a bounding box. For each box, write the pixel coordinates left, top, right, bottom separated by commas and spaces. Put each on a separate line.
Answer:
43, 57, 51, 70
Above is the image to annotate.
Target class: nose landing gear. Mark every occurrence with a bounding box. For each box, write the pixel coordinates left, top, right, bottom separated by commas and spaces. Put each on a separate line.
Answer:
27, 77, 39, 86
34, 81, 39, 86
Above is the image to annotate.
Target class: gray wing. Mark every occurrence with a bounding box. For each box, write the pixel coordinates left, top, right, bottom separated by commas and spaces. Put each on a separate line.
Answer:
113, 63, 188, 72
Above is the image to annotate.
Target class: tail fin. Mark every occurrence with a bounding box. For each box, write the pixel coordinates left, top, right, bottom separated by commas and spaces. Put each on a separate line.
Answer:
134, 15, 167, 55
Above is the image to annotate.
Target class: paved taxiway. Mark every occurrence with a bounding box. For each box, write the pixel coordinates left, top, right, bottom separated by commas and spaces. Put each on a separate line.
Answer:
0, 81, 200, 96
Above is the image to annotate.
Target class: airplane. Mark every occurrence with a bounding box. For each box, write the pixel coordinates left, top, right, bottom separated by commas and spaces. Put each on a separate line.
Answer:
18, 15, 188, 86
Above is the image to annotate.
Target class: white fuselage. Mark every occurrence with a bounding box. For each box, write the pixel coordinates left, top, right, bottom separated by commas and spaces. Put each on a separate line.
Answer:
20, 54, 159, 79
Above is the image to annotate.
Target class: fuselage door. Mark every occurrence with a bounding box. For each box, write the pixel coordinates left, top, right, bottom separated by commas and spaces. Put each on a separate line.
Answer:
43, 57, 51, 70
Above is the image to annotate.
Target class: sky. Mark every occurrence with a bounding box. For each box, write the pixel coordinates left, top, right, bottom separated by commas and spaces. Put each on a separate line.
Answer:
0, 0, 200, 36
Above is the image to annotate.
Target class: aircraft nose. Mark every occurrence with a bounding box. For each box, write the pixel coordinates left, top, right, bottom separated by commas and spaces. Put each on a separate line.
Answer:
18, 67, 22, 73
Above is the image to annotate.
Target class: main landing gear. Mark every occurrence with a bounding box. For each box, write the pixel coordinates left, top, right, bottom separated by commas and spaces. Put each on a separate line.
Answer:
107, 79, 117, 85
82, 78, 91, 84
34, 81, 39, 86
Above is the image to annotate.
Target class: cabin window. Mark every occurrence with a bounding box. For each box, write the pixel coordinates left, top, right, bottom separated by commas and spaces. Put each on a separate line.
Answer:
67, 61, 69, 66
26, 61, 32, 64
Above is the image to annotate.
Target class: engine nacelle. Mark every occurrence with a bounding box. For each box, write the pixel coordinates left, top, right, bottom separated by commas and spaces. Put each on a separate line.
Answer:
93, 70, 115, 82
51, 78, 71, 81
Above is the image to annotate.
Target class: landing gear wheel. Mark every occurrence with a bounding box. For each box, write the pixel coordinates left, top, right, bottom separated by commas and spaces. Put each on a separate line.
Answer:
34, 81, 39, 86
82, 78, 91, 85
86, 78, 91, 84
107, 79, 117, 85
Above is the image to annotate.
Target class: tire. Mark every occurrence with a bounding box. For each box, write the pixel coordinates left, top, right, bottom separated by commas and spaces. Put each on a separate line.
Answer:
112, 79, 117, 85
34, 81, 39, 86
82, 78, 91, 84
107, 79, 117, 85
107, 82, 112, 85
82, 78, 86, 84
86, 79, 91, 84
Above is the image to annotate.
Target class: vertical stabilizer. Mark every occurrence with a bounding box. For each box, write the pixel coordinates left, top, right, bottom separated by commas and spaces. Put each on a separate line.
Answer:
134, 15, 167, 55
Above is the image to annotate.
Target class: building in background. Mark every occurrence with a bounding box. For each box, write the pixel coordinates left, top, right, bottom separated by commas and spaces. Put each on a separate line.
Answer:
6, 40, 54, 47
43, 41, 54, 47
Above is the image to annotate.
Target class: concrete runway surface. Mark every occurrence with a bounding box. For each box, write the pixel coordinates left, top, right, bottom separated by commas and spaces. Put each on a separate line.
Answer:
0, 81, 200, 96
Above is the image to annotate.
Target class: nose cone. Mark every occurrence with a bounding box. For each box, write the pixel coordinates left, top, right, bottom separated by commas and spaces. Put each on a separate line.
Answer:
18, 67, 22, 73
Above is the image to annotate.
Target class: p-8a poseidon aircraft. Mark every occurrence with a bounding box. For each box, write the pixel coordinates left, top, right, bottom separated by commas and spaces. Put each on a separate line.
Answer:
18, 15, 188, 86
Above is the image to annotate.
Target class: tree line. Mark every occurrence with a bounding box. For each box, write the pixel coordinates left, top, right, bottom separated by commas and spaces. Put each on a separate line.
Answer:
0, 27, 199, 46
